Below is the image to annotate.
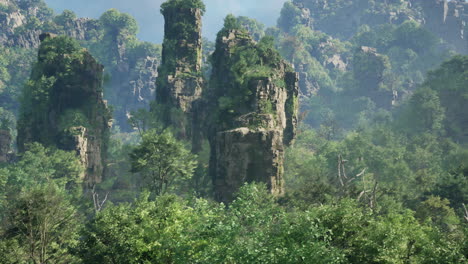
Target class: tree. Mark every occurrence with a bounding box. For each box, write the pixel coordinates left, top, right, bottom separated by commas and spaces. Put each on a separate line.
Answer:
0, 50, 10, 94
160, 0, 206, 15
78, 184, 345, 264
424, 55, 468, 143
130, 130, 197, 196
415, 196, 460, 233
1, 184, 80, 264
397, 87, 445, 135
1, 143, 83, 196
99, 8, 138, 37
236, 16, 265, 41
53, 9, 77, 27
277, 1, 302, 33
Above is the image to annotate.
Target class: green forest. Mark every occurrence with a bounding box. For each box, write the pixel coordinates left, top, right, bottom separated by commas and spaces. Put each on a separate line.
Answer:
0, 0, 467, 263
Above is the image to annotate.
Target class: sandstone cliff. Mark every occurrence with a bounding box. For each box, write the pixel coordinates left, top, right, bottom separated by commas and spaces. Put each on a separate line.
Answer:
17, 34, 111, 184
208, 28, 299, 203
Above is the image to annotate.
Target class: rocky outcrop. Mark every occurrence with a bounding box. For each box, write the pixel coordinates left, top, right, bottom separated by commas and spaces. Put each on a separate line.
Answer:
0, 129, 11, 163
288, 0, 467, 55
156, 6, 204, 137
0, 0, 98, 48
1, 17, 100, 49
0, 2, 160, 130
290, 0, 420, 40
108, 55, 159, 131
208, 29, 299, 203
412, 0, 468, 54
17, 34, 111, 184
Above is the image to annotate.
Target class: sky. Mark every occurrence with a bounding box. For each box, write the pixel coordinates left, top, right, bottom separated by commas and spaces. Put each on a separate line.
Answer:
44, 0, 288, 43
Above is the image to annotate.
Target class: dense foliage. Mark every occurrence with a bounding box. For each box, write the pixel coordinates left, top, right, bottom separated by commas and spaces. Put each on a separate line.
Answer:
209, 15, 288, 126
130, 129, 197, 196
0, 2, 162, 130
0, 0, 467, 263
17, 36, 102, 150
0, 144, 83, 264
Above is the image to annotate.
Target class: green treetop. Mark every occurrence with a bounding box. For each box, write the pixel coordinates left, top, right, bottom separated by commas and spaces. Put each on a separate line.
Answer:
160, 0, 206, 15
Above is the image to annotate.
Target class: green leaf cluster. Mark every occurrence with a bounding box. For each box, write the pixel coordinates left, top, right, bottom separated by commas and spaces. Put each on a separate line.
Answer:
0, 144, 83, 264
160, 0, 206, 15
130, 129, 197, 196
78, 183, 465, 263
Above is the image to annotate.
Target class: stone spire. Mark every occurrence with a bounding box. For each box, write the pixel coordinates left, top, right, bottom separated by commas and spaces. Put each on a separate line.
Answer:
156, 2, 205, 138
208, 28, 299, 203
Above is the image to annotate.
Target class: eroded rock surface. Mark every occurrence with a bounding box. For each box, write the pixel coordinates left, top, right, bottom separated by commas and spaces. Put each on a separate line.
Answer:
0, 1, 160, 130
157, 7, 204, 118
412, 0, 468, 54
156, 6, 204, 139
208, 29, 299, 203
17, 34, 111, 184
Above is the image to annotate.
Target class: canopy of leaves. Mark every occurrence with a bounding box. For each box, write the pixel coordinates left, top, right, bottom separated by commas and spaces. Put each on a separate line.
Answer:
160, 0, 206, 15
99, 8, 138, 37
18, 36, 101, 150
423, 55, 468, 143
78, 183, 465, 263
130, 130, 197, 196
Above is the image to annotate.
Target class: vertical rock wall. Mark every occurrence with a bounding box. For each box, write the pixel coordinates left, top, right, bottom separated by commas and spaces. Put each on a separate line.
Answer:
156, 7, 204, 137
0, 2, 160, 130
17, 34, 111, 184
208, 30, 299, 203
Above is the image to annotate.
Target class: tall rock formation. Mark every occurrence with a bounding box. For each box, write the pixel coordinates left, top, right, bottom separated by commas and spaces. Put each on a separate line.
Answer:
98, 9, 161, 131
0, 2, 160, 129
17, 34, 111, 184
156, 1, 204, 138
208, 22, 299, 203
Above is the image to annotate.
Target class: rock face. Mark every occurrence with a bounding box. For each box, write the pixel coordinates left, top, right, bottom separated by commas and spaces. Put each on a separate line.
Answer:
0, 129, 11, 163
290, 0, 420, 39
0, 1, 99, 49
0, 1, 160, 130
107, 53, 160, 131
17, 34, 111, 184
412, 0, 468, 54
156, 6, 204, 136
208, 29, 299, 203
289, 0, 467, 55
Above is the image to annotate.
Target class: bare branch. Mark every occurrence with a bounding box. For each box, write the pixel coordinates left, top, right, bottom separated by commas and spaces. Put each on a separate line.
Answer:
356, 168, 367, 178
92, 185, 109, 212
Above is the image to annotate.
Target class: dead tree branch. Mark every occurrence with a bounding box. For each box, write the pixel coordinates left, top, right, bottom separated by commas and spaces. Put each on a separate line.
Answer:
92, 185, 109, 212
